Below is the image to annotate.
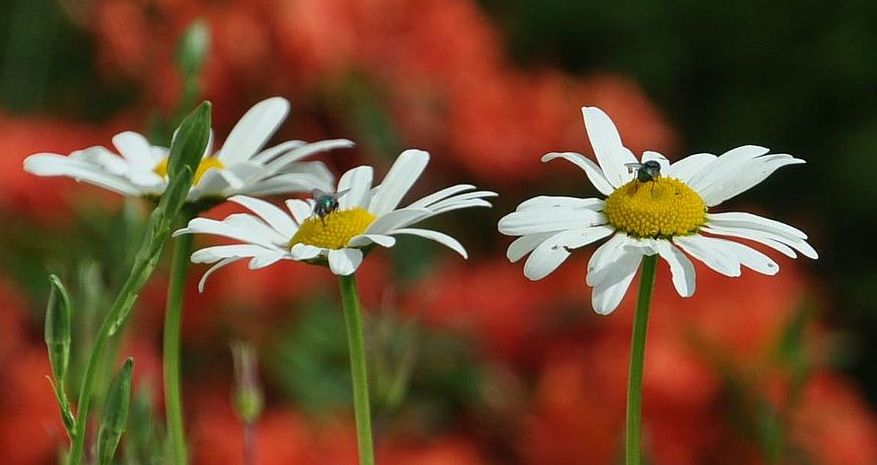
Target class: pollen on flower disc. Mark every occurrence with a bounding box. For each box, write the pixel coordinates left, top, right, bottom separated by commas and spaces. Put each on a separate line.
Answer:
603, 177, 706, 238
290, 208, 377, 250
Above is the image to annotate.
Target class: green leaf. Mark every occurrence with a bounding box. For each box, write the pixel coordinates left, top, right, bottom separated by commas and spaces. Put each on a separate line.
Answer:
176, 20, 210, 79
97, 358, 134, 465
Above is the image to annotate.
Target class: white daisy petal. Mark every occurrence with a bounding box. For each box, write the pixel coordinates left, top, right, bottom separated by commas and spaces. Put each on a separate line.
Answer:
390, 228, 468, 258
719, 240, 779, 275
368, 149, 430, 216
75, 146, 129, 175
586, 233, 630, 286
112, 131, 157, 170
591, 250, 642, 315
542, 151, 615, 196
566, 225, 617, 250
665, 153, 717, 183
687, 145, 770, 194
700, 154, 806, 206
654, 240, 696, 297
248, 252, 287, 270
348, 234, 396, 248
707, 211, 809, 240
498, 208, 605, 236
702, 224, 816, 259
515, 196, 603, 212
365, 208, 432, 234
430, 199, 495, 215
218, 97, 290, 164
702, 225, 793, 255
262, 139, 354, 174
290, 243, 322, 260
216, 168, 245, 190
506, 233, 554, 263
425, 191, 498, 212
191, 170, 229, 198
588, 240, 645, 288
249, 140, 307, 165
581, 107, 639, 187
523, 237, 573, 280
223, 213, 289, 244
247, 171, 335, 196
523, 227, 614, 280
191, 244, 275, 263
328, 248, 363, 276
230, 195, 297, 237
174, 217, 277, 248
673, 235, 741, 277
23, 154, 142, 196
286, 199, 314, 225
198, 257, 243, 293
408, 185, 476, 209
337, 166, 374, 209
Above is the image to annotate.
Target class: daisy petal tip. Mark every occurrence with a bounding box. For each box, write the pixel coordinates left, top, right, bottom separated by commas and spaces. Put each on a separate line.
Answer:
581, 106, 607, 119
261, 96, 291, 114
591, 300, 617, 316
399, 148, 430, 162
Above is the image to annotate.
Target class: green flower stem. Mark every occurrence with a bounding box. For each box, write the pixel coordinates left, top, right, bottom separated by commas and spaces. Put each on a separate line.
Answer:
68, 259, 155, 465
626, 254, 658, 465
338, 274, 376, 465
66, 102, 211, 465
164, 229, 194, 465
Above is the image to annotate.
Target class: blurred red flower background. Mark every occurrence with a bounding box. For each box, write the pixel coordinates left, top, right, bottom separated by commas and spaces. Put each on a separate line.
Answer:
1, 0, 875, 464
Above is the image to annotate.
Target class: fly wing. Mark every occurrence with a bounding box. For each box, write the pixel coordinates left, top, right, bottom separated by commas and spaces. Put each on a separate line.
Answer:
624, 162, 643, 173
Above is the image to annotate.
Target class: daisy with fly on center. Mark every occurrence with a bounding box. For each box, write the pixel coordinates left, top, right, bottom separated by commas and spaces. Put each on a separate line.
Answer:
498, 106, 817, 315
498, 106, 817, 465
176, 148, 495, 465
176, 148, 497, 286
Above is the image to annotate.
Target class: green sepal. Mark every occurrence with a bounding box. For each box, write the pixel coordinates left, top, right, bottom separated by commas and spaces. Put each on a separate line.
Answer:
176, 20, 210, 79
97, 358, 134, 465
232, 342, 264, 423
166, 101, 211, 182
45, 274, 72, 385
45, 275, 75, 436
107, 101, 211, 336
234, 389, 264, 424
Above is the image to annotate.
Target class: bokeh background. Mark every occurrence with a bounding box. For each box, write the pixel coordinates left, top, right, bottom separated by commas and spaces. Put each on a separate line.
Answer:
1, 0, 876, 464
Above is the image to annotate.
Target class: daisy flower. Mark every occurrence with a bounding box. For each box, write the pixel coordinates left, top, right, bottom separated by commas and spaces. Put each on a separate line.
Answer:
23, 97, 352, 203
176, 149, 496, 288
498, 106, 817, 315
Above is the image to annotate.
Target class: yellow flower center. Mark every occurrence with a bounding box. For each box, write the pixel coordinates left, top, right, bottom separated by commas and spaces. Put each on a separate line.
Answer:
153, 157, 225, 185
603, 177, 706, 238
289, 208, 377, 250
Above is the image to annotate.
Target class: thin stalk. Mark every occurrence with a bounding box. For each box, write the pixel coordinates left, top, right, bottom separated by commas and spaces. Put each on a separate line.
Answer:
338, 274, 376, 465
68, 261, 150, 465
243, 422, 256, 465
164, 231, 194, 465
626, 254, 658, 465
